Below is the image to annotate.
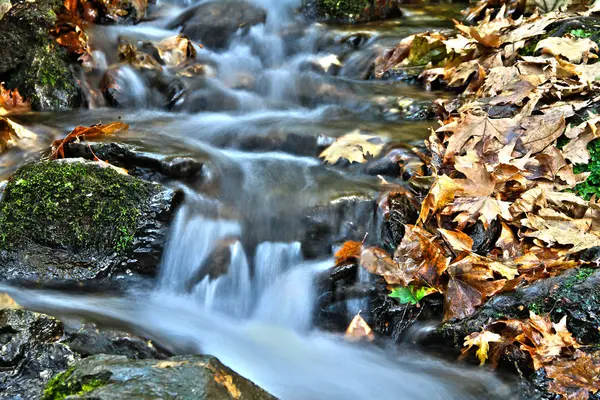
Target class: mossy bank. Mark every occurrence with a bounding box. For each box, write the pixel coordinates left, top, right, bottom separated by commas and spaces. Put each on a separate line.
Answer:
303, 0, 402, 23
0, 159, 177, 281
0, 0, 81, 110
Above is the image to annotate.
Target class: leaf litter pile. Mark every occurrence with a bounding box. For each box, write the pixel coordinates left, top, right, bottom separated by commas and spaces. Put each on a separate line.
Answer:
325, 1, 600, 398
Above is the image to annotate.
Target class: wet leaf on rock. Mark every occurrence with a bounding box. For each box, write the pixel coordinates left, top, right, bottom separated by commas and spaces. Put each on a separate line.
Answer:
52, 121, 129, 159
389, 285, 437, 305
335, 240, 363, 265
319, 130, 384, 164
462, 330, 504, 365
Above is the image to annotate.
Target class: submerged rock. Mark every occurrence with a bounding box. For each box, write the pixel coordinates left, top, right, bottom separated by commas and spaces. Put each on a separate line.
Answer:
41, 354, 276, 400
0, 159, 177, 281
0, 0, 81, 110
167, 0, 267, 49
303, 0, 402, 23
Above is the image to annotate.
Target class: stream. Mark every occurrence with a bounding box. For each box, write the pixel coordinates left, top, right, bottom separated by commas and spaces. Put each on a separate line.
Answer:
1, 0, 517, 398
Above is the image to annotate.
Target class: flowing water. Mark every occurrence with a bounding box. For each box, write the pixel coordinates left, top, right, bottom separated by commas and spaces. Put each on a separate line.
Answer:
0, 1, 517, 398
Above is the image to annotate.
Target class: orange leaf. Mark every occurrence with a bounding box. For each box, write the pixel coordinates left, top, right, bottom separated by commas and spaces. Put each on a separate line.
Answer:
52, 121, 129, 159
334, 241, 363, 265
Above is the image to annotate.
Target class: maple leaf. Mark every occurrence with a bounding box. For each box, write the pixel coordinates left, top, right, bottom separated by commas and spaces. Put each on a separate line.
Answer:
444, 255, 506, 321
335, 240, 363, 265
393, 225, 449, 288
546, 350, 600, 400
52, 121, 129, 159
418, 174, 460, 224
438, 228, 473, 253
155, 35, 198, 67
319, 131, 384, 164
462, 330, 504, 365
360, 246, 401, 284
516, 312, 580, 370
389, 285, 437, 305
535, 37, 599, 64
345, 312, 375, 342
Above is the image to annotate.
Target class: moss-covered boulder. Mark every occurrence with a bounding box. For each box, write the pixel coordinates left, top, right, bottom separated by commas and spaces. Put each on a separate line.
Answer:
303, 0, 402, 23
0, 159, 177, 281
0, 0, 81, 110
42, 354, 276, 400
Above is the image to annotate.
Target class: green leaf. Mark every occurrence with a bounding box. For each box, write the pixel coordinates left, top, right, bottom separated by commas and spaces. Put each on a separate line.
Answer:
389, 286, 436, 305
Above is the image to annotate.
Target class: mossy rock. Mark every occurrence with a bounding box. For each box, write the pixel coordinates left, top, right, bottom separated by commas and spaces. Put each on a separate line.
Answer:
0, 159, 176, 281
42, 354, 276, 400
304, 0, 402, 23
0, 0, 81, 110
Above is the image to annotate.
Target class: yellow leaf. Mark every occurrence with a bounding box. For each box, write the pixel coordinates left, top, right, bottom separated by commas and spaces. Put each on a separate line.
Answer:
345, 312, 375, 342
319, 130, 384, 164
462, 330, 503, 365
535, 37, 598, 63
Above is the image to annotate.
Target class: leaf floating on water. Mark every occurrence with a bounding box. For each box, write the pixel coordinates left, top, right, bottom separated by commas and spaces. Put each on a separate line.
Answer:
345, 312, 375, 342
462, 330, 503, 365
319, 130, 384, 164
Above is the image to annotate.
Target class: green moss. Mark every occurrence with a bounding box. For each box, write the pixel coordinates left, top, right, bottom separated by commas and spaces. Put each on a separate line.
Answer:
571, 28, 593, 38
0, 161, 154, 253
42, 367, 108, 400
574, 139, 600, 200
319, 0, 369, 18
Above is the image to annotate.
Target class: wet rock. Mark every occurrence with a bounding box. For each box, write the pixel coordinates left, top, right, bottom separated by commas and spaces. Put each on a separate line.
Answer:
381, 192, 419, 249
303, 0, 402, 23
0, 0, 81, 110
301, 196, 378, 259
0, 309, 78, 400
41, 354, 276, 400
0, 308, 170, 400
0, 159, 177, 281
435, 268, 600, 349
63, 142, 203, 184
465, 219, 501, 256
166, 0, 267, 50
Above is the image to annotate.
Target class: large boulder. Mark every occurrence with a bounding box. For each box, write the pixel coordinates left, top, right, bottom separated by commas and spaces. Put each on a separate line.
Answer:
303, 0, 402, 23
0, 0, 81, 110
0, 308, 168, 400
0, 159, 177, 281
41, 354, 276, 400
166, 0, 267, 49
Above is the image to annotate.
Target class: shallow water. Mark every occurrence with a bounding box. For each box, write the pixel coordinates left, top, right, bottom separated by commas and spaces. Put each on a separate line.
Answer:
0, 1, 517, 398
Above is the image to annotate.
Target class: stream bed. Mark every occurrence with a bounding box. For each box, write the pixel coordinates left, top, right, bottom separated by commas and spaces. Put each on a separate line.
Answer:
0, 1, 518, 398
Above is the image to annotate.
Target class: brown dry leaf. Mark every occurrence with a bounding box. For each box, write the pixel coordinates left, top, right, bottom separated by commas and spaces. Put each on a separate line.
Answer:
444, 256, 506, 320
0, 84, 30, 113
563, 117, 600, 164
345, 312, 375, 342
496, 221, 521, 258
489, 79, 537, 106
522, 214, 600, 253
335, 240, 363, 265
418, 174, 460, 223
462, 330, 504, 365
535, 37, 599, 63
502, 13, 560, 44
394, 225, 449, 288
319, 131, 384, 164
155, 35, 198, 67
360, 247, 400, 283
118, 43, 163, 71
517, 312, 580, 370
546, 350, 600, 400
437, 114, 516, 162
52, 121, 129, 159
518, 114, 566, 155
438, 228, 473, 253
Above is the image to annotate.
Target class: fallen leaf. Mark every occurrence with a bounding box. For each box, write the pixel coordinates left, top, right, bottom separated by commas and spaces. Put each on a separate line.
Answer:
535, 37, 598, 64
319, 131, 384, 164
335, 240, 363, 265
462, 330, 504, 365
389, 285, 437, 305
438, 228, 473, 253
52, 121, 129, 159
418, 174, 460, 223
345, 312, 375, 341
546, 350, 600, 400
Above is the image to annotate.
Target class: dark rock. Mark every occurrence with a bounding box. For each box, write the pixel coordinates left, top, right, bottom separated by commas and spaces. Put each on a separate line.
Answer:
41, 354, 276, 400
0, 159, 178, 281
63, 142, 203, 184
167, 0, 267, 50
435, 268, 600, 349
303, 0, 402, 23
301, 196, 378, 259
0, 309, 78, 400
466, 219, 501, 255
381, 191, 419, 249
0, 308, 170, 400
0, 0, 81, 110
